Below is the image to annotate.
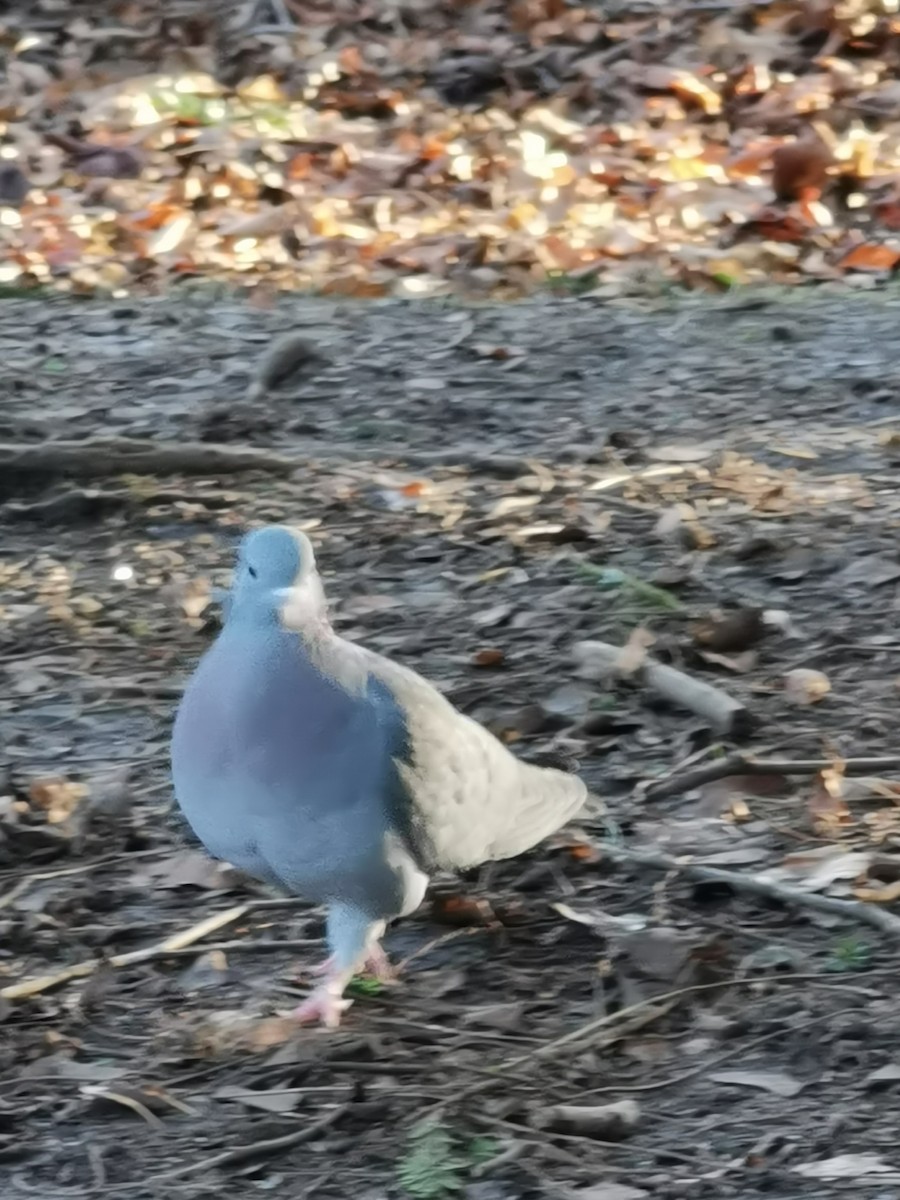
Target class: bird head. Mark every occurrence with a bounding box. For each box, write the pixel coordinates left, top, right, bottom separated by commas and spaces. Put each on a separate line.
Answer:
228, 525, 327, 633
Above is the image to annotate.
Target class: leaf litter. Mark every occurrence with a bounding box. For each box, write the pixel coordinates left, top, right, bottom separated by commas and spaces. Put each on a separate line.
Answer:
4, 284, 900, 1197
5, 1, 900, 298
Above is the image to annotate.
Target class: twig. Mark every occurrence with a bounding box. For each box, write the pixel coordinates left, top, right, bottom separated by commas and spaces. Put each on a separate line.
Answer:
0, 438, 296, 479
424, 964, 889, 1119
573, 640, 752, 736
535, 1099, 640, 1140
471, 1142, 526, 1178
163, 937, 320, 957
423, 992, 682, 1115
641, 752, 900, 802
146, 1103, 348, 1183
1, 905, 249, 999
567, 1004, 858, 1100
597, 841, 900, 936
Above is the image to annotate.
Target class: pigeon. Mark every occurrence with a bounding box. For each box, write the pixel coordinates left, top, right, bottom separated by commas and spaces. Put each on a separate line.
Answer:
171, 525, 588, 1027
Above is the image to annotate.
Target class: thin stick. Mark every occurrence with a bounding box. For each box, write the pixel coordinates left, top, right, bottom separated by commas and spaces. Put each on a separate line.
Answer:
155, 937, 319, 957
423, 970, 883, 1116
1, 905, 249, 1000
146, 1103, 348, 1183
0, 438, 296, 479
424, 992, 685, 1115
573, 640, 752, 736
597, 842, 900, 936
642, 753, 900, 802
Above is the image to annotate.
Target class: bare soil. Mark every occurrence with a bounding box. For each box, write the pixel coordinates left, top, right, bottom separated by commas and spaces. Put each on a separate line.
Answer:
4, 288, 900, 1200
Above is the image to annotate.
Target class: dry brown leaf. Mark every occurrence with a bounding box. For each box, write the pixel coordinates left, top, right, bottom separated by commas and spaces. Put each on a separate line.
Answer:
431, 893, 497, 926
853, 879, 900, 903
808, 768, 851, 836
28, 778, 88, 824
189, 1012, 301, 1056
616, 626, 655, 675
180, 578, 212, 620
784, 667, 831, 705
471, 648, 505, 668
838, 243, 900, 273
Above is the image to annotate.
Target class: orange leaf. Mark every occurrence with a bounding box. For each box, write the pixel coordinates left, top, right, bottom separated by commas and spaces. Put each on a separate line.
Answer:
568, 842, 601, 862
400, 480, 428, 497
431, 894, 496, 926
338, 45, 366, 75
838, 243, 900, 272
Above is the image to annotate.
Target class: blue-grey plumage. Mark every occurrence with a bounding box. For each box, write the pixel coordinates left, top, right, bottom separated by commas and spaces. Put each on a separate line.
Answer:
171, 525, 588, 1026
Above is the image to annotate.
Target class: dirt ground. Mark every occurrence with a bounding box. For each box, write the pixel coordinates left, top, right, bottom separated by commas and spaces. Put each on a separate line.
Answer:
4, 286, 900, 1199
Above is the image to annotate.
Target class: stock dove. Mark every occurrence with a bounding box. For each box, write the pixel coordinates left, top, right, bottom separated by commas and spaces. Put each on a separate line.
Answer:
171, 525, 588, 1026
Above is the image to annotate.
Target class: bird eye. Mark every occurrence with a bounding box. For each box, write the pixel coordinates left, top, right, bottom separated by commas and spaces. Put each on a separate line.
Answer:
247, 565, 258, 579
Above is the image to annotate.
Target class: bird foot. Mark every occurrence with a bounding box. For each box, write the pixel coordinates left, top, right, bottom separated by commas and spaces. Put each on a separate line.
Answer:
292, 986, 353, 1029
310, 946, 397, 986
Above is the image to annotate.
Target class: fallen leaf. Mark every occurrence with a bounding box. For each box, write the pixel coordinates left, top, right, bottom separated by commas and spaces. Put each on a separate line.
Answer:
214, 1084, 299, 1114
838, 244, 900, 273
400, 480, 430, 497
487, 495, 540, 520
793, 1153, 892, 1180
837, 556, 900, 587
698, 648, 758, 673
566, 842, 601, 863
710, 1070, 805, 1098
180, 578, 212, 620
863, 1064, 900, 1087
777, 847, 870, 892
646, 442, 717, 464
431, 893, 497, 926
471, 648, 505, 668
144, 850, 229, 891
147, 213, 193, 257
193, 1013, 301, 1055
808, 769, 851, 836
768, 445, 819, 460
615, 626, 655, 675
854, 879, 900, 903
784, 668, 830, 705
28, 778, 88, 825
472, 603, 515, 629
569, 1185, 649, 1200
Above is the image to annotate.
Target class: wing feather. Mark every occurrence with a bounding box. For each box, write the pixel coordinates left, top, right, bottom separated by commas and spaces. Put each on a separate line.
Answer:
355, 643, 588, 870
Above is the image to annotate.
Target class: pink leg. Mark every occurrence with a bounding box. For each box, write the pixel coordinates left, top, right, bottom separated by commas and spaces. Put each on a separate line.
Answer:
292, 986, 352, 1029
292, 910, 391, 1028
309, 946, 396, 985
